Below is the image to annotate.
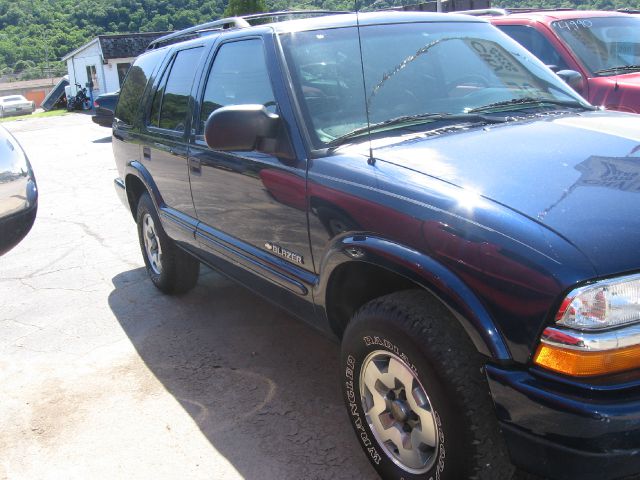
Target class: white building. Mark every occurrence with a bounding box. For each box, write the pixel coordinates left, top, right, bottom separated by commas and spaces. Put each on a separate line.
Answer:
62, 32, 169, 98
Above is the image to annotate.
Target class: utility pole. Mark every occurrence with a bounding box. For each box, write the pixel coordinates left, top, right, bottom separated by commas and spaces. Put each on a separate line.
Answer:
42, 32, 51, 84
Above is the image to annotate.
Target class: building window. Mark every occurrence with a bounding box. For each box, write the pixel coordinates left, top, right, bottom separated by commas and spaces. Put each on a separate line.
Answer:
117, 63, 131, 87
86, 65, 99, 90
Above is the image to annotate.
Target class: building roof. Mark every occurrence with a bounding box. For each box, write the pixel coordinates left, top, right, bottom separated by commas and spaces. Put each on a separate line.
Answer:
98, 32, 172, 60
62, 32, 171, 62
0, 77, 64, 93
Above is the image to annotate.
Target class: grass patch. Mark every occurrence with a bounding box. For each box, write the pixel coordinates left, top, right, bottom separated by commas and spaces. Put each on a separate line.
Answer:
0, 109, 70, 123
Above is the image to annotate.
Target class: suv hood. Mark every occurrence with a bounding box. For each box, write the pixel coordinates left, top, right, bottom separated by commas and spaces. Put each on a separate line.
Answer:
369, 111, 640, 276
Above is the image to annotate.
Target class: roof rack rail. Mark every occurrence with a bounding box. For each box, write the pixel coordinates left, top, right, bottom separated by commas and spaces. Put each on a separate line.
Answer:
241, 10, 350, 23
456, 8, 507, 16
502, 7, 575, 13
147, 17, 249, 50
457, 6, 578, 17
147, 10, 349, 50
618, 8, 640, 13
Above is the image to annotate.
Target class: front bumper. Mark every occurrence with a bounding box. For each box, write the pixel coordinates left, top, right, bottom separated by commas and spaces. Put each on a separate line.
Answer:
2, 106, 33, 117
487, 365, 640, 480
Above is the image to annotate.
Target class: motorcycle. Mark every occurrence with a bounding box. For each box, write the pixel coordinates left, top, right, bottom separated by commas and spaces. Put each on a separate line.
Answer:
67, 84, 91, 111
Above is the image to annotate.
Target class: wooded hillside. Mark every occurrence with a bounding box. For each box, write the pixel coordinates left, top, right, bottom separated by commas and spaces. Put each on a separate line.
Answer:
0, 0, 638, 80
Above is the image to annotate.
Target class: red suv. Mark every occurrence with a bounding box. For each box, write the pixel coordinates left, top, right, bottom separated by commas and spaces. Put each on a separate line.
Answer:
490, 10, 640, 112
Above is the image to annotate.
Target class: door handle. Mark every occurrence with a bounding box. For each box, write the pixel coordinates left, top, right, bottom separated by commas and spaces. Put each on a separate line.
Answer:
189, 157, 201, 175
143, 146, 151, 160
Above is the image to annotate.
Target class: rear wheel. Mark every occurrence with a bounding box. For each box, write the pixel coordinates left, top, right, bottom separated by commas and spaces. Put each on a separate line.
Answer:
136, 192, 199, 294
340, 290, 514, 479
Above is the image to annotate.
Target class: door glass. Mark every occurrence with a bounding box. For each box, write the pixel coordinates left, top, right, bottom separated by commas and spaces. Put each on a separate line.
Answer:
149, 65, 168, 128
116, 49, 165, 126
117, 63, 132, 87
152, 47, 203, 132
199, 39, 275, 133
498, 25, 569, 70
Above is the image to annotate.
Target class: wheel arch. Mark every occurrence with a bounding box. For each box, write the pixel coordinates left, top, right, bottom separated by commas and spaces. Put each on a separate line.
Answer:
316, 235, 511, 361
124, 160, 164, 219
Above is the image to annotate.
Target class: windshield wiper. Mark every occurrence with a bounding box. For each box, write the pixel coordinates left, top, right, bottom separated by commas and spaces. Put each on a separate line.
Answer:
467, 97, 594, 114
327, 112, 507, 148
595, 65, 640, 75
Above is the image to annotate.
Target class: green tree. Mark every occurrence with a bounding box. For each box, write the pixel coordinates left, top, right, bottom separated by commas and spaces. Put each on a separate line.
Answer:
224, 0, 266, 17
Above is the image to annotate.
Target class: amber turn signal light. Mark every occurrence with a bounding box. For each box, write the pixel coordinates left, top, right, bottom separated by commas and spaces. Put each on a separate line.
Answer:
534, 342, 640, 377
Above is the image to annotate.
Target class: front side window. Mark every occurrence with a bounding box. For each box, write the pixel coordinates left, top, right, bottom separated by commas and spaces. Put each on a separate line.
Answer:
281, 22, 587, 149
497, 25, 569, 71
149, 47, 204, 132
552, 16, 640, 75
199, 39, 275, 132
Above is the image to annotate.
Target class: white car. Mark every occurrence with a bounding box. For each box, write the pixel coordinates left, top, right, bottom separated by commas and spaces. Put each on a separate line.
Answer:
0, 95, 35, 118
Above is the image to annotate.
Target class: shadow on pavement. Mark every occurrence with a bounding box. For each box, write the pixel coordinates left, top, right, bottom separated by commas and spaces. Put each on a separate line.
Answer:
108, 266, 378, 480
92, 136, 112, 143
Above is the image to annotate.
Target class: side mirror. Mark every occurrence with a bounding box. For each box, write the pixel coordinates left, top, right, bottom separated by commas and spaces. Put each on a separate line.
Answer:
0, 128, 37, 256
204, 104, 280, 152
557, 70, 584, 93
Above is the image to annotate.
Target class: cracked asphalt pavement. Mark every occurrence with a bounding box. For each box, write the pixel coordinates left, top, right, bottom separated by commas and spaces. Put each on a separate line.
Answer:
0, 114, 378, 480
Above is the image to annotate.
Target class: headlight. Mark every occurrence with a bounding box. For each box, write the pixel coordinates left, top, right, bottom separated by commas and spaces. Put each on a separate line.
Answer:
555, 274, 640, 330
534, 274, 640, 377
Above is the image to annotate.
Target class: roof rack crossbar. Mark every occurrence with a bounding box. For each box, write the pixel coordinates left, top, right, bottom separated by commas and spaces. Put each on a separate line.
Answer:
147, 10, 350, 50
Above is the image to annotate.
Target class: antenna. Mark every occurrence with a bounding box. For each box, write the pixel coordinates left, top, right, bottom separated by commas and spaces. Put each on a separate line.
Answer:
354, 9, 375, 165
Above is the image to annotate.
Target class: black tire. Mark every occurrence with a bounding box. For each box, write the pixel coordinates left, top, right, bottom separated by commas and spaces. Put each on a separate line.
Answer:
136, 192, 200, 294
340, 289, 514, 480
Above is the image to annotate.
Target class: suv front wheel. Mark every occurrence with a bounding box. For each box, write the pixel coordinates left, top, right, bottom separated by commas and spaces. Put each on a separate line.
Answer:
340, 290, 514, 479
136, 192, 200, 294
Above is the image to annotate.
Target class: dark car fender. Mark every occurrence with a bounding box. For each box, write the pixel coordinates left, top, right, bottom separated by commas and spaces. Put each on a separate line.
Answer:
124, 160, 164, 216
315, 234, 512, 361
123, 160, 197, 246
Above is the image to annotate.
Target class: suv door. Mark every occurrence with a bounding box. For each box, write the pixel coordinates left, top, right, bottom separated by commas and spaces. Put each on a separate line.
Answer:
188, 37, 316, 304
141, 45, 206, 245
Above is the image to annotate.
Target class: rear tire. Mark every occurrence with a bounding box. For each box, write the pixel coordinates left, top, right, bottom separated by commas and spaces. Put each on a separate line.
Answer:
136, 192, 199, 294
340, 289, 514, 480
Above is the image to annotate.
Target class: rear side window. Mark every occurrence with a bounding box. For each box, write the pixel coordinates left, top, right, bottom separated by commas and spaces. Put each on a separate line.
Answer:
199, 40, 275, 132
149, 47, 204, 132
497, 25, 569, 71
115, 49, 164, 126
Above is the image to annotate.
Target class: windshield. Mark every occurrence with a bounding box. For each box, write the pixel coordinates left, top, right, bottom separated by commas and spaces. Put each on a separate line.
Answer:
280, 22, 586, 148
551, 16, 640, 75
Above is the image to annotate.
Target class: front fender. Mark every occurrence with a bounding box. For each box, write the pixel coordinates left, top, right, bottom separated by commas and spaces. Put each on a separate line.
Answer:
316, 234, 512, 361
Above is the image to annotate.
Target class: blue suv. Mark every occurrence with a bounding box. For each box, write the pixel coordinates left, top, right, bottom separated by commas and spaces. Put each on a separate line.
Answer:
112, 11, 640, 479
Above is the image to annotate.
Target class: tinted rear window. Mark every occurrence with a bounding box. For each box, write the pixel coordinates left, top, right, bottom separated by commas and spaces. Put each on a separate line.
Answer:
150, 47, 204, 131
115, 49, 165, 126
